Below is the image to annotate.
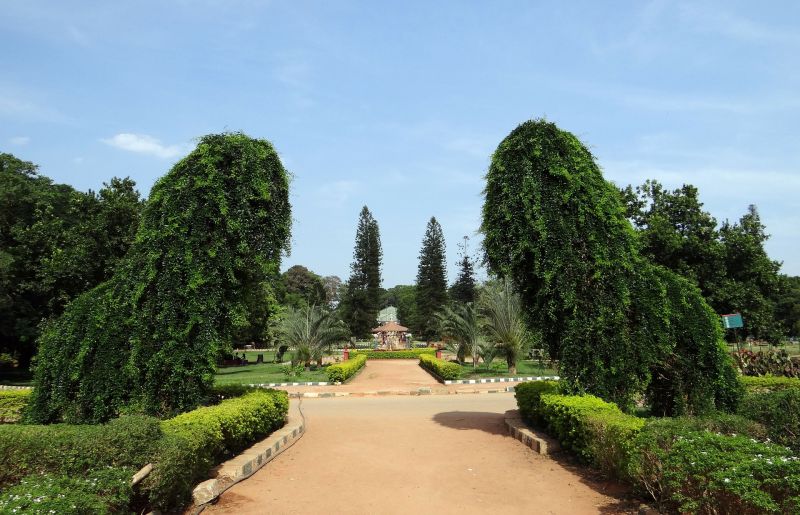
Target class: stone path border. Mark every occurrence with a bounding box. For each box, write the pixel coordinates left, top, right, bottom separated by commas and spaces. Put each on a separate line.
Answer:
504, 409, 561, 455
0, 385, 32, 390
444, 375, 559, 385
191, 402, 306, 506
288, 386, 517, 398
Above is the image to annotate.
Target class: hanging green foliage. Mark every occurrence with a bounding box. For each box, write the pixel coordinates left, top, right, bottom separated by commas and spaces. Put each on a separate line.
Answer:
481, 119, 739, 413
29, 133, 291, 423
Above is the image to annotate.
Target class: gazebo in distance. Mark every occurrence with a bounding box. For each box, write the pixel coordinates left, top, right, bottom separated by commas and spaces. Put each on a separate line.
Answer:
372, 321, 409, 350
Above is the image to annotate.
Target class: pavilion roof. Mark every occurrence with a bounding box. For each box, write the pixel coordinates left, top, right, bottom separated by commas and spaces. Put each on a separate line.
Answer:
371, 321, 408, 333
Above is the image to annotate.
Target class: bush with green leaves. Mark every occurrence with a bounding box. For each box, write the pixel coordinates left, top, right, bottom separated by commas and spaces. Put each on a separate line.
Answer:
0, 389, 31, 423
144, 389, 288, 509
482, 119, 739, 414
740, 375, 800, 393
326, 354, 367, 383
0, 468, 135, 515
739, 388, 800, 451
629, 419, 800, 513
349, 348, 435, 359
418, 354, 461, 380
734, 349, 800, 378
29, 133, 292, 422
513, 380, 559, 426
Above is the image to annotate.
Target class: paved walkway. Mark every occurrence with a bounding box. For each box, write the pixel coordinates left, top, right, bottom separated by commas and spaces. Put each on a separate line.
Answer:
205, 393, 633, 514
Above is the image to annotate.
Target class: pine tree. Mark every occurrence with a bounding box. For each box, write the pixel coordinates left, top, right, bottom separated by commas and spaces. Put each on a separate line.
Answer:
416, 217, 448, 340
340, 206, 383, 338
450, 235, 476, 304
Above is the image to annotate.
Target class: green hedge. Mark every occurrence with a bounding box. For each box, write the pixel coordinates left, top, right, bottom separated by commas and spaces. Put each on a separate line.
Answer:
419, 354, 461, 380
629, 418, 800, 513
349, 348, 436, 359
0, 389, 32, 423
514, 381, 559, 426
740, 375, 800, 393
144, 389, 288, 509
0, 415, 162, 488
326, 354, 367, 383
739, 388, 800, 451
0, 389, 289, 512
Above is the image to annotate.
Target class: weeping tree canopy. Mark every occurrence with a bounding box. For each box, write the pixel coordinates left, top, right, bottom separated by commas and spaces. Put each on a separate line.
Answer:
481, 119, 740, 413
29, 133, 292, 423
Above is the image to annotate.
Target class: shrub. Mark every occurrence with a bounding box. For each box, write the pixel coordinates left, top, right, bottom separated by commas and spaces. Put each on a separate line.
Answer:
629, 420, 800, 513
326, 354, 367, 383
0, 415, 162, 488
739, 389, 800, 451
740, 375, 800, 393
0, 468, 135, 515
0, 389, 31, 423
419, 354, 461, 380
144, 389, 288, 510
514, 380, 559, 426
349, 348, 435, 359
584, 411, 646, 480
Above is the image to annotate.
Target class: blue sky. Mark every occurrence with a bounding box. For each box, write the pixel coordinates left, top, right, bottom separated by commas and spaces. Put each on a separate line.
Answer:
2, 1, 798, 286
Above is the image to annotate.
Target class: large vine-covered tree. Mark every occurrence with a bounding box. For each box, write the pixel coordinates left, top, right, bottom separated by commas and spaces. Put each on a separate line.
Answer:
416, 217, 448, 340
481, 119, 739, 413
28, 133, 292, 422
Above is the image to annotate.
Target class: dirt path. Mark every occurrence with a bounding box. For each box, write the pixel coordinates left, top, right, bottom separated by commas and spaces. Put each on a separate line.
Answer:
205, 393, 633, 514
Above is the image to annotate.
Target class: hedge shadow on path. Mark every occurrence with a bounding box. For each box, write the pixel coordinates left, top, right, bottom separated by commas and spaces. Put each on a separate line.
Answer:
433, 410, 640, 513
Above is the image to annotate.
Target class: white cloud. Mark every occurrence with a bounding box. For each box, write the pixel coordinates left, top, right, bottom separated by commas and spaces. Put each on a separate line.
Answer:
101, 133, 185, 159
9, 136, 30, 145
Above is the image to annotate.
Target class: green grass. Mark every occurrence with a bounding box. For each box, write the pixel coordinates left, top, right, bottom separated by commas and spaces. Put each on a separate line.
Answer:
214, 362, 329, 385
726, 341, 800, 357
457, 359, 558, 379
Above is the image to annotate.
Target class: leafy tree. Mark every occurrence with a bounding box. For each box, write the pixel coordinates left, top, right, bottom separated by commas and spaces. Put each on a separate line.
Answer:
436, 303, 481, 366
29, 133, 291, 422
339, 206, 383, 338
715, 206, 783, 343
280, 306, 348, 367
450, 235, 477, 304
380, 284, 418, 332
0, 154, 142, 370
280, 265, 326, 309
321, 275, 343, 308
776, 275, 800, 337
415, 217, 448, 341
482, 119, 738, 413
478, 279, 530, 375
621, 180, 723, 294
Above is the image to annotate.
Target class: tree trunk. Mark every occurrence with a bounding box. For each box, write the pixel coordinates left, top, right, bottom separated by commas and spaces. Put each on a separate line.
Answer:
507, 355, 516, 375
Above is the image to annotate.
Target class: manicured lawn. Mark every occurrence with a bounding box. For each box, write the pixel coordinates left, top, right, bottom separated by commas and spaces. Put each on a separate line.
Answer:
215, 362, 329, 385
457, 359, 558, 379
726, 342, 800, 357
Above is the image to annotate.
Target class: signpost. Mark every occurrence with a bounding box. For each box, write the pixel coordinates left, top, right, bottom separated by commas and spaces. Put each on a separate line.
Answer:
721, 313, 744, 351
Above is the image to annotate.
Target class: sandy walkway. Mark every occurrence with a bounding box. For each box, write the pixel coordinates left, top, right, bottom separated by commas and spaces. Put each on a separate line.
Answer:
205, 394, 633, 514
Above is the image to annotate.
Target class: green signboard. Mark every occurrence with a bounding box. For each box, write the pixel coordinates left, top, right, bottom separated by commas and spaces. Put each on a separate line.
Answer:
721, 313, 744, 329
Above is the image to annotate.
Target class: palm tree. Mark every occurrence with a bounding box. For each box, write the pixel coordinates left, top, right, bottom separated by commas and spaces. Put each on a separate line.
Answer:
436, 303, 481, 367
479, 279, 530, 375
280, 306, 348, 367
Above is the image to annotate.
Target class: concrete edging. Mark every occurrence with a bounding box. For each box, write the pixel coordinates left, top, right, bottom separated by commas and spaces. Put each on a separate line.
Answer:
504, 409, 561, 455
445, 375, 559, 385
191, 403, 306, 506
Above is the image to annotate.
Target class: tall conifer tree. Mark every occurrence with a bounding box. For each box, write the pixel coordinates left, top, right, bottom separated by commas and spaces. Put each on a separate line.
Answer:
416, 217, 448, 340
450, 235, 477, 304
340, 206, 383, 338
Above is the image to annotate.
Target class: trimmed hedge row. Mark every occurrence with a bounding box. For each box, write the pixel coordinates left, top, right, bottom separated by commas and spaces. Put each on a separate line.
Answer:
0, 388, 288, 512
514, 382, 800, 513
326, 354, 367, 383
349, 348, 436, 359
0, 389, 32, 423
739, 388, 800, 451
740, 375, 800, 392
144, 389, 288, 509
419, 354, 461, 380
